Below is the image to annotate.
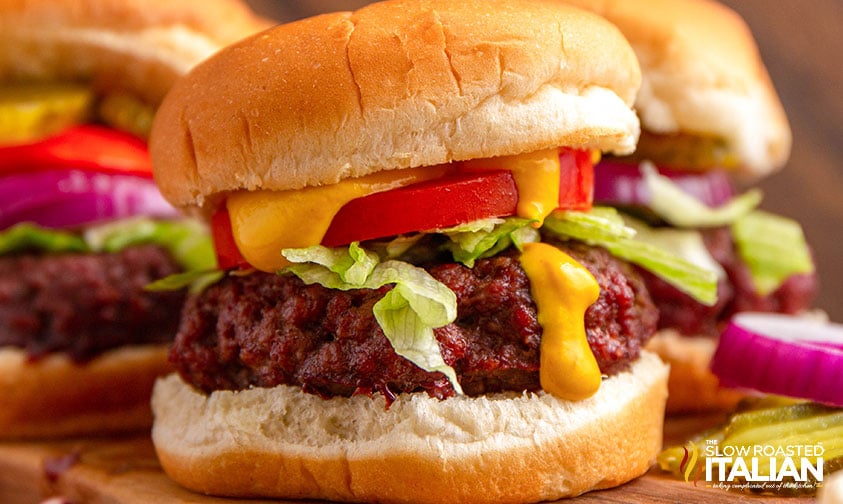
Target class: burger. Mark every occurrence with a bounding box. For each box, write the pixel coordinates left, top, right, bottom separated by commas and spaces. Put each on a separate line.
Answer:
561, 0, 818, 413
0, 0, 268, 439
143, 0, 713, 501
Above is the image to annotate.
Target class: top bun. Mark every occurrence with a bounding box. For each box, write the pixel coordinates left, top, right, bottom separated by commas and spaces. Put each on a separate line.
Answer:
150, 0, 642, 211
0, 0, 271, 105
562, 0, 791, 178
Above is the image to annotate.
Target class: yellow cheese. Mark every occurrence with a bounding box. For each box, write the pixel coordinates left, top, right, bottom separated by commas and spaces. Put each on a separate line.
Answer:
519, 242, 602, 400
227, 165, 448, 272
462, 148, 560, 226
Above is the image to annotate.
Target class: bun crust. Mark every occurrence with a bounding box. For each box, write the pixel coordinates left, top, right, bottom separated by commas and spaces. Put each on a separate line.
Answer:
645, 330, 745, 414
150, 0, 642, 211
0, 345, 172, 439
562, 0, 791, 177
152, 351, 668, 503
0, 0, 270, 105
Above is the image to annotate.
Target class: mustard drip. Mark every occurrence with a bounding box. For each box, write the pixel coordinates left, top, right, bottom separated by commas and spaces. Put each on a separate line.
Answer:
462, 148, 561, 226
227, 165, 448, 272
519, 242, 602, 400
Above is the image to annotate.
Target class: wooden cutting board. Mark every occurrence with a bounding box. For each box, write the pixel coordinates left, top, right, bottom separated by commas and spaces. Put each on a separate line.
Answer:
0, 415, 815, 503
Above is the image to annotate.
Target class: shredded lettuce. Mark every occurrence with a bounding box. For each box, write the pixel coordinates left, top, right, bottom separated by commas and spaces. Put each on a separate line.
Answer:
283, 243, 462, 393
0, 223, 87, 254
1, 218, 219, 291
643, 162, 762, 227
732, 210, 814, 295
544, 208, 720, 306
439, 217, 537, 266
83, 217, 216, 272
624, 219, 725, 281
144, 269, 224, 294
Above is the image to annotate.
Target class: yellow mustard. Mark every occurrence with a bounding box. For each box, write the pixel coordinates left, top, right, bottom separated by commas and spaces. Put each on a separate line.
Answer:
519, 242, 602, 400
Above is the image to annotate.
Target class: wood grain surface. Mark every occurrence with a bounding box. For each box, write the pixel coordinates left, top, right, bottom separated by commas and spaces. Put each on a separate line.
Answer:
0, 414, 815, 503
247, 0, 843, 323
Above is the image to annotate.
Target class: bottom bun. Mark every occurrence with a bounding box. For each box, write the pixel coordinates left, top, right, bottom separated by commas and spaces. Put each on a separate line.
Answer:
152, 350, 669, 504
646, 330, 746, 414
0, 345, 172, 439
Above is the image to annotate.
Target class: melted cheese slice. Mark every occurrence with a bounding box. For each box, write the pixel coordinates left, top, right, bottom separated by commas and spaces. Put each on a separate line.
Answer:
227, 149, 562, 272
519, 242, 602, 400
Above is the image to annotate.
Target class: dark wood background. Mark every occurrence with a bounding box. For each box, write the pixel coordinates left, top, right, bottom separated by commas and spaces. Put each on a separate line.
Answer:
245, 0, 843, 323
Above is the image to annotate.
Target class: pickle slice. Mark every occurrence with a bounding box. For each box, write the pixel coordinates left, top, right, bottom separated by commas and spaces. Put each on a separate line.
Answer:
724, 410, 843, 448
97, 92, 155, 139
627, 130, 739, 170
658, 399, 843, 496
0, 83, 93, 144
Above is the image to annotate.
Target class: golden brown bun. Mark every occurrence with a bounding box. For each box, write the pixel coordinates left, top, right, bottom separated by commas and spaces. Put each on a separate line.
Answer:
645, 330, 745, 414
0, 345, 173, 439
561, 0, 791, 178
150, 0, 642, 212
152, 351, 668, 503
0, 0, 271, 105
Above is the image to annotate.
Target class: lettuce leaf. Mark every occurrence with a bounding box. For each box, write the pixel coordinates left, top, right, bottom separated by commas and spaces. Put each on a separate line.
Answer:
83, 217, 216, 272
283, 243, 462, 393
0, 223, 87, 254
0, 219, 219, 292
144, 269, 224, 294
439, 217, 537, 267
544, 208, 719, 306
643, 162, 762, 228
732, 210, 814, 295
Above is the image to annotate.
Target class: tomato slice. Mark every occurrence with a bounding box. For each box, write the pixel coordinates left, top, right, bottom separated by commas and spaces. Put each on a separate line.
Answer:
322, 170, 519, 247
0, 125, 152, 177
322, 148, 593, 247
559, 148, 594, 211
211, 208, 250, 270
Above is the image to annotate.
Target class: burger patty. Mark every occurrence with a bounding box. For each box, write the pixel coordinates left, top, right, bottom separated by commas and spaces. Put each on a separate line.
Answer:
171, 241, 657, 400
640, 227, 818, 337
0, 244, 185, 361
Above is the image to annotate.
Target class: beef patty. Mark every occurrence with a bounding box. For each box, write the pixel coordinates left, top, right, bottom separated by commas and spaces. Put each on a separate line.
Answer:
171, 241, 658, 401
0, 244, 185, 361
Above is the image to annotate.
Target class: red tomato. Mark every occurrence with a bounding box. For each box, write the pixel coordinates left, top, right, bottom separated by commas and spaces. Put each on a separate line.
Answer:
211, 208, 249, 270
0, 125, 152, 177
322, 148, 593, 247
322, 170, 519, 247
559, 149, 594, 211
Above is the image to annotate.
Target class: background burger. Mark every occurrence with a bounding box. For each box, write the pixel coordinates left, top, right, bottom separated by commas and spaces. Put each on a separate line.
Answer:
145, 0, 726, 501
561, 0, 818, 413
0, 0, 268, 439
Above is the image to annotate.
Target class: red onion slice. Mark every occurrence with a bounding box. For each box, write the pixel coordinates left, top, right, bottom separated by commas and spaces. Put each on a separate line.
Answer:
594, 160, 735, 208
711, 313, 843, 406
0, 169, 178, 230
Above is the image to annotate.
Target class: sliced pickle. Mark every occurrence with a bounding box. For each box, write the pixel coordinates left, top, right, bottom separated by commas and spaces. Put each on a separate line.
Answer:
0, 83, 93, 144
658, 399, 842, 496
626, 131, 739, 170
723, 409, 843, 448
97, 92, 155, 139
